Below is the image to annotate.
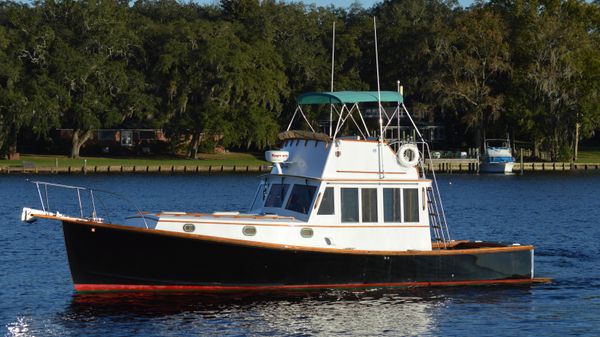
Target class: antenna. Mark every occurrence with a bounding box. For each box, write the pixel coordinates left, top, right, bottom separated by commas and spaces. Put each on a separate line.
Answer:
374, 17, 383, 142
374, 17, 384, 178
329, 21, 336, 138
397, 80, 401, 142
331, 21, 335, 93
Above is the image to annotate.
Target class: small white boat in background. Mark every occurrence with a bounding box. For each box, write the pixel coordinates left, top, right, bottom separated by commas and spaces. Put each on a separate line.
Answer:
480, 138, 515, 174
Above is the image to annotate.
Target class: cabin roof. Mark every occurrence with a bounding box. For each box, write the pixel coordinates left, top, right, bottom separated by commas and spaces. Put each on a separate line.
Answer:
297, 91, 403, 105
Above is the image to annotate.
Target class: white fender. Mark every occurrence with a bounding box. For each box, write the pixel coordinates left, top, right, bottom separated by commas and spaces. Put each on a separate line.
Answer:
397, 144, 420, 167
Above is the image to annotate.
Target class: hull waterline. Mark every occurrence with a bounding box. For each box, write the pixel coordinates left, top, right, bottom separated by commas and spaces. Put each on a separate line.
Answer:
480, 162, 515, 174
62, 220, 540, 293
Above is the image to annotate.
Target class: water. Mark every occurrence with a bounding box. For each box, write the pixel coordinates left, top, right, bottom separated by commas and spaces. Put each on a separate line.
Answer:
2, 173, 600, 336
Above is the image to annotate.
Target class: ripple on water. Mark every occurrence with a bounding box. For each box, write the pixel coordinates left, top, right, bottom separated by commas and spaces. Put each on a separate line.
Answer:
1, 173, 600, 337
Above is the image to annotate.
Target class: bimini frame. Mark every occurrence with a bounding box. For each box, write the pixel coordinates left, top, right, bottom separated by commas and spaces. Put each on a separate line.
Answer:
283, 90, 451, 247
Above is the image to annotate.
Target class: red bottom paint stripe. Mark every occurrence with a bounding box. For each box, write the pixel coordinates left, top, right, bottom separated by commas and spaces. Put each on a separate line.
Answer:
75, 278, 551, 292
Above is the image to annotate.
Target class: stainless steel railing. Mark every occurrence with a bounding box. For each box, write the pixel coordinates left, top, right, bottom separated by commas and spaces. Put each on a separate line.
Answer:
27, 180, 149, 228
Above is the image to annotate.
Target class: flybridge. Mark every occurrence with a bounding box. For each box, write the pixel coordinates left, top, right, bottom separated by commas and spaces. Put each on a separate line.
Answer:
296, 91, 403, 105
287, 90, 411, 142
270, 87, 452, 249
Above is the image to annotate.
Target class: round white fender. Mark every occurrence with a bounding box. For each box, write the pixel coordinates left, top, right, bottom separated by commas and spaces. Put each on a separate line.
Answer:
397, 144, 420, 167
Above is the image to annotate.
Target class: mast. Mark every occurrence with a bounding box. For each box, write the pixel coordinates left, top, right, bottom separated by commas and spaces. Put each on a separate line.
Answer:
374, 17, 384, 178
397, 80, 401, 142
329, 21, 336, 138
374, 17, 383, 143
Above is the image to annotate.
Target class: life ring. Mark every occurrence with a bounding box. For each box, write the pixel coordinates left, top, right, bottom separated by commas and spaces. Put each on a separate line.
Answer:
398, 144, 420, 167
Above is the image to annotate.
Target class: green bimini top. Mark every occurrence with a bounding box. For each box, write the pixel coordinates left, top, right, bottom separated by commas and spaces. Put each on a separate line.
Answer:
297, 91, 403, 105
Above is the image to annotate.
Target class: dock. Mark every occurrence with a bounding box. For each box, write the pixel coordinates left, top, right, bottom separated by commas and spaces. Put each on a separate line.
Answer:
424, 159, 600, 173
1, 160, 600, 174
0, 164, 271, 174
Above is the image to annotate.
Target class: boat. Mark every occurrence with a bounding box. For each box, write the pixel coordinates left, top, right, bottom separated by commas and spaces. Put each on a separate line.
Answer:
480, 138, 515, 174
20, 90, 547, 293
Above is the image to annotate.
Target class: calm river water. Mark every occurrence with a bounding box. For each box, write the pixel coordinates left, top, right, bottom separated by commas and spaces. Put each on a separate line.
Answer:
1, 173, 599, 336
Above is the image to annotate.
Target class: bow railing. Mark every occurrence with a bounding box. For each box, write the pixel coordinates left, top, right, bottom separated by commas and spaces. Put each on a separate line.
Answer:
21, 180, 149, 229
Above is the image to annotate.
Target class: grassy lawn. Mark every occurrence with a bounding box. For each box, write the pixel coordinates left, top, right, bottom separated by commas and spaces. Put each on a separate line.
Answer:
577, 148, 600, 163
0, 152, 268, 168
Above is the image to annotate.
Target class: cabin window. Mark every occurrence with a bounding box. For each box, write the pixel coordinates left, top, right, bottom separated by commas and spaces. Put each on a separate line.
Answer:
361, 188, 378, 222
403, 188, 420, 222
265, 184, 290, 208
384, 188, 402, 222
317, 187, 335, 215
286, 185, 317, 214
341, 188, 359, 223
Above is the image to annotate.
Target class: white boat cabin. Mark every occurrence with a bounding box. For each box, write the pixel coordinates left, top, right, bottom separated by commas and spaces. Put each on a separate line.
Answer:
123, 91, 448, 252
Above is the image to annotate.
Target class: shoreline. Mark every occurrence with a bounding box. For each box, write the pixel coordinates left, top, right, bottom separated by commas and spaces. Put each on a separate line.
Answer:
2, 161, 600, 174
0, 164, 271, 174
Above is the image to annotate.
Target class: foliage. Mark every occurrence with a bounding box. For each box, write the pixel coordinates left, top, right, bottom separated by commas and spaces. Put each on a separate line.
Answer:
0, 0, 599, 159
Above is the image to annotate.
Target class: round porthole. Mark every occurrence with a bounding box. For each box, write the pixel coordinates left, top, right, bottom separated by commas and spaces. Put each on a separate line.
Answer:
183, 224, 195, 233
242, 226, 257, 236
300, 228, 314, 238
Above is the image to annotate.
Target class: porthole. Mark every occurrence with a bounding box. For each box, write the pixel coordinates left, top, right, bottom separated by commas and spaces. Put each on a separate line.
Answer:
183, 224, 195, 232
242, 226, 257, 236
300, 227, 314, 238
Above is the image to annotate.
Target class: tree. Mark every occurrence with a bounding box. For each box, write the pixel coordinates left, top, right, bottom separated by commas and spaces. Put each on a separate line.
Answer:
373, 0, 456, 122
435, 6, 511, 148
504, 0, 600, 160
0, 2, 62, 158
43, 0, 146, 157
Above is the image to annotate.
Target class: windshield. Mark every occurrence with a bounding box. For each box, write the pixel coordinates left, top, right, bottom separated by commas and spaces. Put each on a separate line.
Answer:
286, 185, 317, 214
264, 184, 290, 208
